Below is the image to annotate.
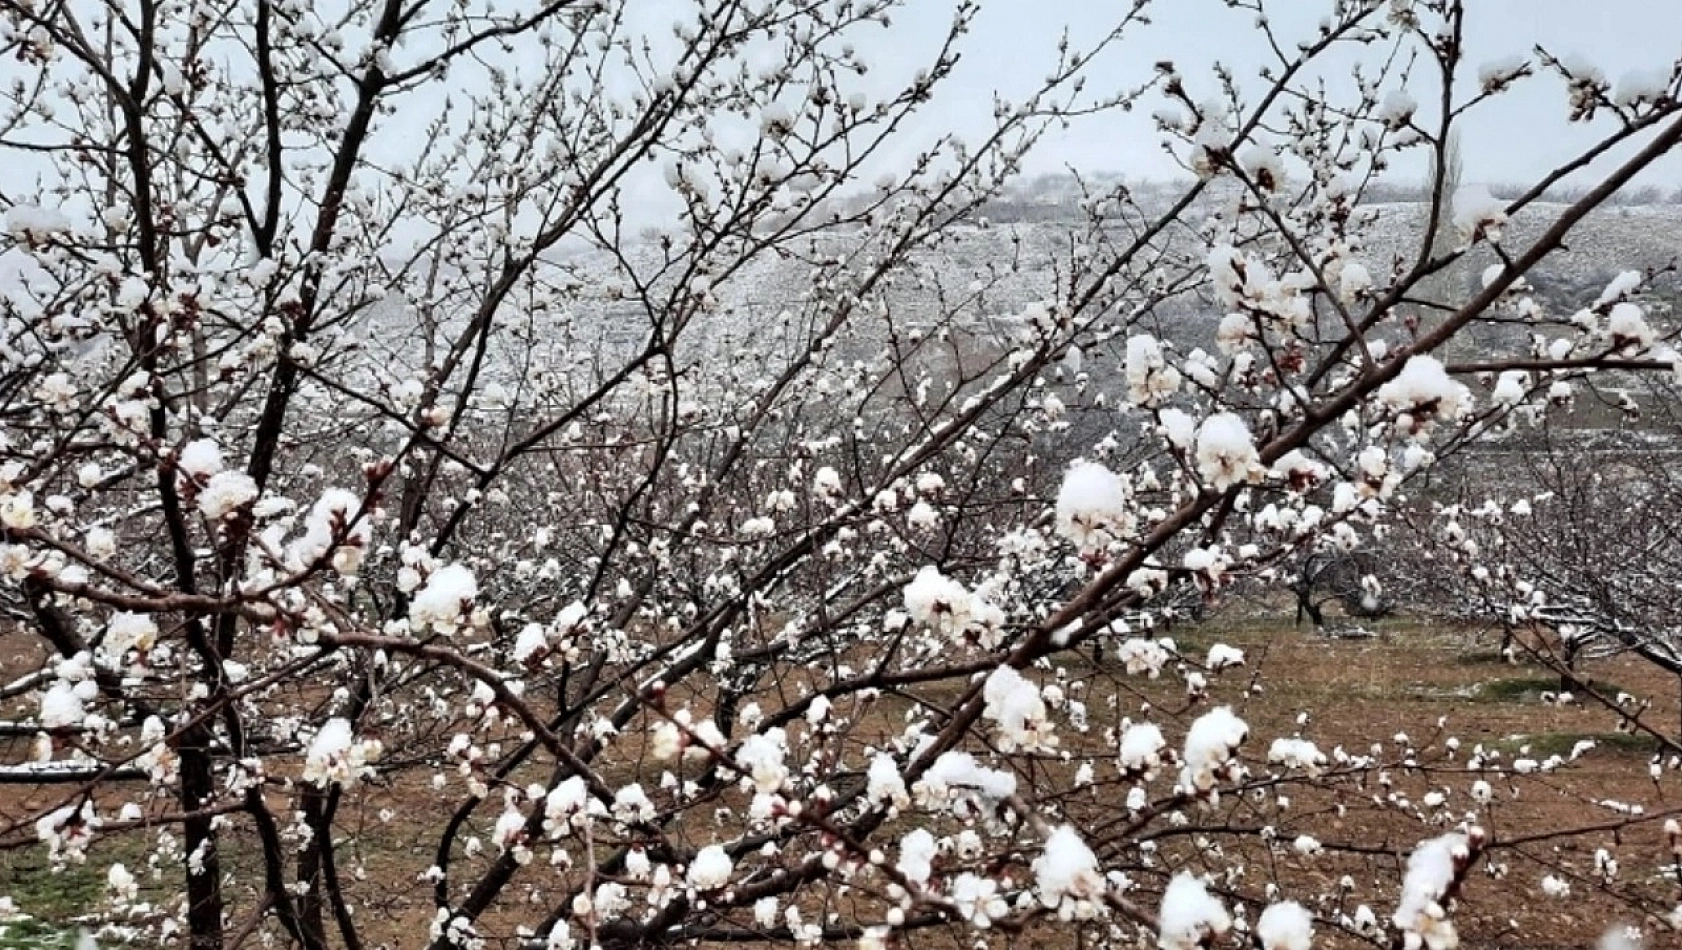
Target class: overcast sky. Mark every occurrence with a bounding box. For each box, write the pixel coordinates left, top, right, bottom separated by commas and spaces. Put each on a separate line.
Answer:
883, 0, 1682, 189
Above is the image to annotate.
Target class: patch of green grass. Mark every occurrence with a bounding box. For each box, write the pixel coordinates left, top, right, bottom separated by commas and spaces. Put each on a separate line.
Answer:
0, 849, 104, 932
1472, 676, 1565, 702
0, 915, 85, 949
1469, 676, 1632, 703
1454, 649, 1511, 666
1491, 731, 1660, 758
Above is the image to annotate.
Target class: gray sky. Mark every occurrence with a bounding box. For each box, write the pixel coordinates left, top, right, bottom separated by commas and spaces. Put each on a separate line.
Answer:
888, 0, 1682, 189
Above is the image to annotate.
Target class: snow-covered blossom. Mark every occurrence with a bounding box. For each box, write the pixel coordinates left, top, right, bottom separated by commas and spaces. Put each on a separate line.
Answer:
613, 784, 655, 824
906, 500, 939, 529
915, 751, 1017, 809
287, 488, 372, 574
1491, 371, 1529, 406
1157, 872, 1231, 950
1613, 67, 1671, 107
811, 466, 842, 500
1267, 737, 1326, 775
493, 804, 527, 853
1240, 143, 1285, 192
1596, 270, 1643, 306
1126, 334, 1181, 405
103, 612, 159, 659
1340, 260, 1374, 302
1033, 825, 1105, 914
1205, 644, 1245, 670
1256, 901, 1314, 950
199, 471, 259, 519
1119, 721, 1168, 777
107, 862, 138, 902
1159, 408, 1197, 449
982, 666, 1056, 752
1393, 830, 1482, 950
1116, 637, 1171, 677
410, 564, 478, 634
1209, 245, 1257, 310
901, 566, 1003, 645
542, 777, 594, 834
36, 801, 99, 864
1453, 185, 1506, 244
178, 439, 225, 480
686, 845, 733, 890
512, 623, 549, 664
1379, 356, 1471, 424
1, 491, 36, 530
1055, 460, 1133, 551
1180, 706, 1248, 794
7, 204, 72, 240
1378, 89, 1417, 129
1607, 302, 1655, 350
735, 729, 789, 794
896, 828, 937, 885
1270, 450, 1326, 490
84, 526, 116, 561
40, 681, 85, 729
1478, 54, 1529, 93
866, 753, 909, 809
302, 718, 382, 787
1195, 413, 1259, 491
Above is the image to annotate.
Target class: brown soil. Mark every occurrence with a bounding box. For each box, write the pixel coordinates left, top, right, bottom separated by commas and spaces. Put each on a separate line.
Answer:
4, 619, 1680, 949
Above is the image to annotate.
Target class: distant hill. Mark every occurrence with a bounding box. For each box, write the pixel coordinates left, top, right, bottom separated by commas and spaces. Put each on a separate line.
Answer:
347, 190, 1682, 387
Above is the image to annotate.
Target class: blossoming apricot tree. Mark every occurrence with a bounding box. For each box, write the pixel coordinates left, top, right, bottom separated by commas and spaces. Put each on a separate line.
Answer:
2, 1, 1682, 949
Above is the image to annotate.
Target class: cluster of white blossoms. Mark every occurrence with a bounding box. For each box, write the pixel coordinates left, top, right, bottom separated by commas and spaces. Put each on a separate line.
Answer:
1452, 184, 1507, 244
685, 845, 734, 891
35, 801, 101, 866
1194, 413, 1261, 491
895, 827, 937, 888
1267, 736, 1328, 776
100, 612, 159, 663
542, 777, 603, 837
980, 666, 1056, 753
177, 438, 261, 521
649, 708, 727, 762
199, 472, 260, 520
1157, 872, 1232, 950
865, 753, 911, 811
1209, 244, 1312, 337
733, 727, 791, 795
1115, 636, 1173, 677
1124, 334, 1182, 405
1392, 829, 1483, 950
912, 750, 1017, 813
408, 562, 481, 635
1054, 460, 1134, 552
1255, 900, 1316, 950
38, 652, 99, 730
1032, 825, 1106, 920
282, 487, 374, 576
1378, 355, 1472, 431
1179, 706, 1249, 798
301, 718, 384, 787
900, 565, 1005, 646
1118, 720, 1169, 779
